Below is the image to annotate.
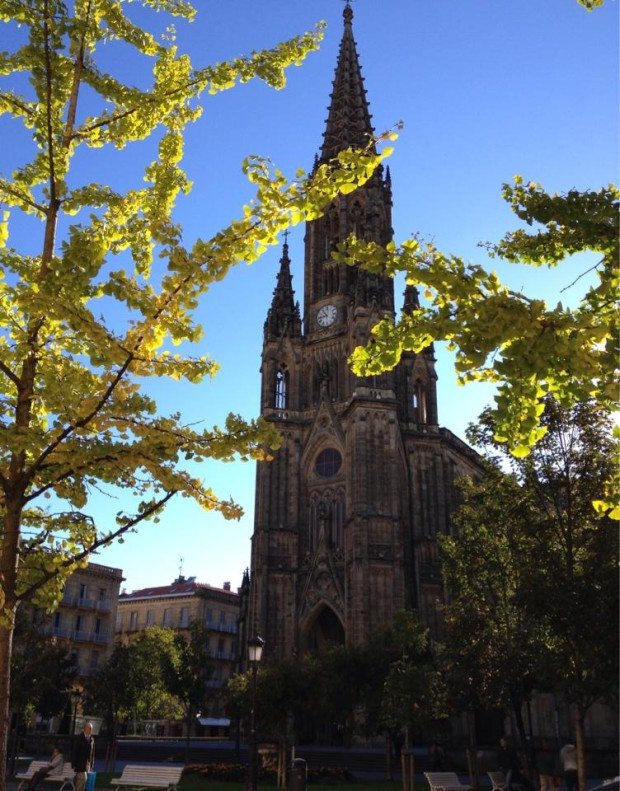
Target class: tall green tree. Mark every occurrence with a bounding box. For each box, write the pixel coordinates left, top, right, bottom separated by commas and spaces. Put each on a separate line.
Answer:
164, 621, 212, 760
379, 612, 445, 744
440, 469, 543, 769
0, 0, 394, 781
443, 401, 618, 791
87, 626, 184, 738
10, 607, 77, 721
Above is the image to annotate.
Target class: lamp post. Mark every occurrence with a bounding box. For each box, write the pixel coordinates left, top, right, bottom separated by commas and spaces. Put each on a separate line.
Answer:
246, 636, 264, 791
70, 688, 82, 740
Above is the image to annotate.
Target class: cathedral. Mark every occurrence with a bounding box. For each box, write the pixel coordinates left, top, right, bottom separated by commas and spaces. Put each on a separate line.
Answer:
247, 5, 482, 658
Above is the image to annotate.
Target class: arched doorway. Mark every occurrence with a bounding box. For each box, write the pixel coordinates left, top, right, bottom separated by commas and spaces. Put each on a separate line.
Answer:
305, 604, 345, 652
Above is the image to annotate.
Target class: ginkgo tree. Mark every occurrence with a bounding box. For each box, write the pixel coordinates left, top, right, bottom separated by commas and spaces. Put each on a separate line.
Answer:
331, 0, 616, 482
339, 179, 618, 463
0, 0, 395, 780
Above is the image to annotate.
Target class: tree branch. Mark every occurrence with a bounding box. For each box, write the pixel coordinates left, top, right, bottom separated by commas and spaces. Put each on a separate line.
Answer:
16, 489, 177, 603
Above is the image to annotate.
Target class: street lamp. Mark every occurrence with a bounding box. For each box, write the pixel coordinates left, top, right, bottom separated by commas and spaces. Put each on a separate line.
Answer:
70, 688, 82, 740
246, 636, 264, 791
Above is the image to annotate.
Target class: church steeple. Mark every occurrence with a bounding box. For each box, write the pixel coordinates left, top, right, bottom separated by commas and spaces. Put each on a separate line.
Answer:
264, 240, 301, 340
403, 283, 420, 313
321, 4, 374, 162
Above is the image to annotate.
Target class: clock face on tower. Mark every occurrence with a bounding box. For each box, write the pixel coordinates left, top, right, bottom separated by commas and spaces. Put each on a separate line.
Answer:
317, 304, 337, 327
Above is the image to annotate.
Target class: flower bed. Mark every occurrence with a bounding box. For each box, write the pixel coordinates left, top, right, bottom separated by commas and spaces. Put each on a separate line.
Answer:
182, 763, 358, 784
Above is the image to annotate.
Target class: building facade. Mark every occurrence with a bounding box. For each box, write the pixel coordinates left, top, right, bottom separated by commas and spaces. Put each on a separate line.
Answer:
115, 576, 240, 714
42, 561, 124, 678
248, 6, 483, 658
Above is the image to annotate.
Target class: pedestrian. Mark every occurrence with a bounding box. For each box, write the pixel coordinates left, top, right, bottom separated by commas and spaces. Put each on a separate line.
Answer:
71, 722, 95, 791
27, 746, 63, 791
559, 743, 578, 791
498, 736, 530, 791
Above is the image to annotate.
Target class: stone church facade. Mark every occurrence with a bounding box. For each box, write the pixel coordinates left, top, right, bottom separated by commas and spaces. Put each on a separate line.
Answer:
248, 6, 482, 659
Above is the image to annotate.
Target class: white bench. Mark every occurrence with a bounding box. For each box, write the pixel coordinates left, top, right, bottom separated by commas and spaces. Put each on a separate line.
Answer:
489, 772, 507, 791
111, 765, 183, 791
425, 772, 473, 791
15, 761, 75, 791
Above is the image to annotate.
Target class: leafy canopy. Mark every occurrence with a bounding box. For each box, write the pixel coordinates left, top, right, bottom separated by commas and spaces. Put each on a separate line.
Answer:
336, 180, 618, 467
0, 0, 396, 620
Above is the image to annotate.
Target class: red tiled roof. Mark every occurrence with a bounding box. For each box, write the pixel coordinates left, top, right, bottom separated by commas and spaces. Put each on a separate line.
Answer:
119, 581, 238, 600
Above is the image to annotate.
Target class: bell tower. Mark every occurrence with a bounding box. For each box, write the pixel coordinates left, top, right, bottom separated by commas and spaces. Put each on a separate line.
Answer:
249, 6, 482, 658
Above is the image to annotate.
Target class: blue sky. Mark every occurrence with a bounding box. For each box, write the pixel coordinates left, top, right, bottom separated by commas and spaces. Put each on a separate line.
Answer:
1, 0, 618, 593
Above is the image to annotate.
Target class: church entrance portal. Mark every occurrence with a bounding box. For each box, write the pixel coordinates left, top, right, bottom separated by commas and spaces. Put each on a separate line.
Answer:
305, 605, 345, 653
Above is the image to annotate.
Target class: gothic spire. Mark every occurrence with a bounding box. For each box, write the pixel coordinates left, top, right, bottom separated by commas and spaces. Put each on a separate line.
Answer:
264, 240, 302, 339
320, 4, 374, 162
402, 284, 420, 313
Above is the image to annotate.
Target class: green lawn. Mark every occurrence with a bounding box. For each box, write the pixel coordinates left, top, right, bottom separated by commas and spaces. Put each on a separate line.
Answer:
94, 774, 403, 791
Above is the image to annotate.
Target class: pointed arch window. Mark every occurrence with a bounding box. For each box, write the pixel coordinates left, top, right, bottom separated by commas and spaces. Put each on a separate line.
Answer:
274, 366, 289, 410
413, 378, 427, 423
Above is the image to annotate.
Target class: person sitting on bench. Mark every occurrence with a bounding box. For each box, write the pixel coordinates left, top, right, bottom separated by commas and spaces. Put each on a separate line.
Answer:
27, 747, 63, 791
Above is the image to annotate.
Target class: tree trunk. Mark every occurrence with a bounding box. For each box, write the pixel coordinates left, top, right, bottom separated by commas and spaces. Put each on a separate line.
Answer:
466, 710, 480, 791
8, 709, 21, 778
184, 709, 191, 764
510, 689, 534, 779
573, 707, 587, 791
0, 613, 17, 791
0, 497, 22, 791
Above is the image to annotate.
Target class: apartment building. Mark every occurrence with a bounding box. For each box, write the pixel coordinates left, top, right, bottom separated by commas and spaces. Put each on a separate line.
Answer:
116, 575, 240, 719
42, 561, 124, 678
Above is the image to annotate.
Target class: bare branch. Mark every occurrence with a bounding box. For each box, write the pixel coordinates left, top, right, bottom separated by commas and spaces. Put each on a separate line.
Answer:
16, 490, 177, 603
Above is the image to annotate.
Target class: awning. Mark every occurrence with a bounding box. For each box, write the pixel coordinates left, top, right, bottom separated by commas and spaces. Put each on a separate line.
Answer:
197, 717, 231, 727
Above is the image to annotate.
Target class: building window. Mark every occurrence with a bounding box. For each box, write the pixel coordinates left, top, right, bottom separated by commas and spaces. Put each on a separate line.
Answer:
162, 608, 172, 627
275, 367, 288, 410
315, 448, 342, 477
79, 583, 87, 600
146, 609, 154, 626
115, 612, 122, 631
129, 611, 138, 630
94, 618, 101, 635
205, 608, 213, 626
90, 650, 100, 669
413, 379, 427, 423
99, 587, 106, 601
179, 607, 188, 627
53, 612, 62, 629
219, 611, 226, 625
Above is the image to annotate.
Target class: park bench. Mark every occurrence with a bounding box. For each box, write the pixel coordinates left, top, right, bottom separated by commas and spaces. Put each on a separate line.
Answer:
16, 761, 75, 791
488, 772, 507, 791
424, 772, 472, 791
111, 765, 183, 791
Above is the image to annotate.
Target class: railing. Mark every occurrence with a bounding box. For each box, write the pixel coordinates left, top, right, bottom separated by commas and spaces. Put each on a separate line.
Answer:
60, 594, 112, 612
43, 626, 110, 643
205, 621, 238, 634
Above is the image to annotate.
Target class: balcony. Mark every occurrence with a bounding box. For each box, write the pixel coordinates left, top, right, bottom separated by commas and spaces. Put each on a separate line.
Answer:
205, 621, 238, 635
44, 626, 110, 644
61, 594, 113, 612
